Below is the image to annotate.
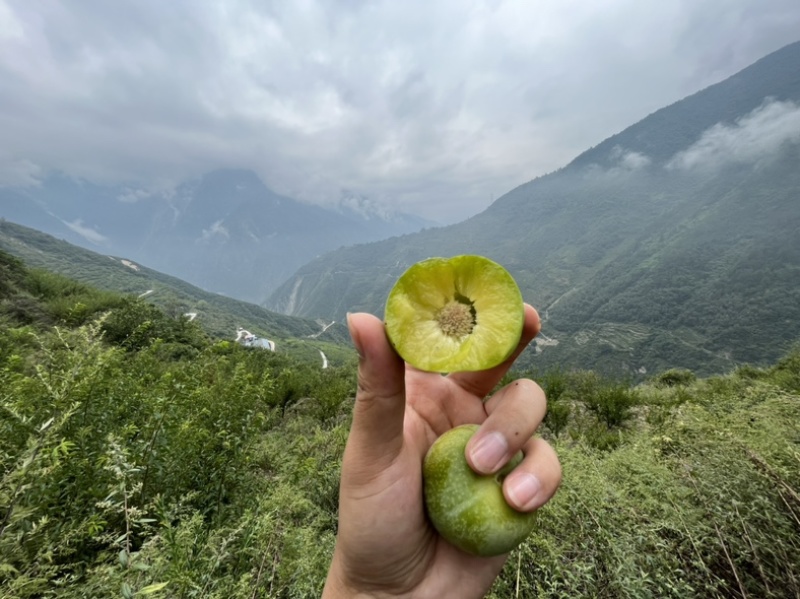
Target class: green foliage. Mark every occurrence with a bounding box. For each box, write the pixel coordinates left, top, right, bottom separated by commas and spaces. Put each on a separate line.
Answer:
1, 252, 126, 329
653, 368, 697, 388
767, 345, 800, 392
538, 369, 571, 437
488, 362, 800, 598
22, 270, 124, 325
0, 255, 357, 596
0, 314, 353, 597
579, 376, 637, 430
543, 402, 571, 438
0, 224, 357, 373
1, 256, 800, 597
532, 369, 638, 447
0, 220, 353, 364
0, 250, 26, 298
100, 297, 208, 352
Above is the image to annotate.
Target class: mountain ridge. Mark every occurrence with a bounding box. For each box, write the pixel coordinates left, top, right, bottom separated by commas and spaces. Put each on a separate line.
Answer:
568, 40, 800, 171
0, 168, 436, 303
266, 40, 800, 376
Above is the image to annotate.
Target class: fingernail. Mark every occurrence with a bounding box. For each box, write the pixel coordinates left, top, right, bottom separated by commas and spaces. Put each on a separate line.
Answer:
505, 472, 543, 511
469, 432, 508, 473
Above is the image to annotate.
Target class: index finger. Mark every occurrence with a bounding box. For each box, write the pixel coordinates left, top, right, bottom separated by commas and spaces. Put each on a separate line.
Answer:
447, 304, 541, 398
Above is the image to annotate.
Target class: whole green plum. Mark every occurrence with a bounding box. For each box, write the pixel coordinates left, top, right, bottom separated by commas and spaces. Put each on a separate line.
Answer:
423, 424, 537, 557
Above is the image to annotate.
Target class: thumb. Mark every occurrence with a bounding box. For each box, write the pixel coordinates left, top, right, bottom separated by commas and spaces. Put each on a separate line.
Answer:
344, 312, 406, 478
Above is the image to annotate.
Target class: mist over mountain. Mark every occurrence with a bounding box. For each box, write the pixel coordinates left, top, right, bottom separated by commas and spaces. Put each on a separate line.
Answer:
0, 169, 435, 303
267, 40, 800, 376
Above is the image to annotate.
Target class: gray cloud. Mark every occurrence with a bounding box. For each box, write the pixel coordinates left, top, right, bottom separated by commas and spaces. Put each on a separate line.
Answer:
1, 0, 800, 222
0, 159, 42, 186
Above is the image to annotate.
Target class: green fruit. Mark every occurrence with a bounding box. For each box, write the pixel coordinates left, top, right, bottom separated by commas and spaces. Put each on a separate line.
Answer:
423, 424, 537, 556
384, 255, 524, 372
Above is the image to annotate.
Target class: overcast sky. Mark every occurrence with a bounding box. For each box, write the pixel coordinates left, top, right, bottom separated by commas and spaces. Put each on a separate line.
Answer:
1, 1, 799, 223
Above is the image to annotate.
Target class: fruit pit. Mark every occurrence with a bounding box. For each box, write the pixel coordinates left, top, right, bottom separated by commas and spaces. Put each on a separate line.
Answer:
436, 299, 476, 338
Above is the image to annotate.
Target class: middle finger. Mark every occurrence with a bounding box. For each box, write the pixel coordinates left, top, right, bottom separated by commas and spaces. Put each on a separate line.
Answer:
464, 378, 547, 475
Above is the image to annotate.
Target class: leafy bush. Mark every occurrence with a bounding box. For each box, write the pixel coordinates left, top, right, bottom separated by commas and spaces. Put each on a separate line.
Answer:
1, 268, 799, 597
487, 366, 800, 599
100, 297, 208, 351
768, 345, 800, 392
585, 382, 637, 429
539, 368, 569, 403
0, 250, 26, 298
654, 367, 697, 387
543, 401, 571, 437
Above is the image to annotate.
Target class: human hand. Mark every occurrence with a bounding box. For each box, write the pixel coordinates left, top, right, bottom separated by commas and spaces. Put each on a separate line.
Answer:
322, 305, 562, 598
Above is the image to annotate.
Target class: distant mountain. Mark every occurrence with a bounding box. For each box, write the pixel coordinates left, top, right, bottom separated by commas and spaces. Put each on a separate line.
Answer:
266, 40, 800, 376
0, 169, 435, 303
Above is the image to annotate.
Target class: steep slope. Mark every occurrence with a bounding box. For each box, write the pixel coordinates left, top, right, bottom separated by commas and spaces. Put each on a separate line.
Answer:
266, 41, 800, 376
0, 219, 351, 350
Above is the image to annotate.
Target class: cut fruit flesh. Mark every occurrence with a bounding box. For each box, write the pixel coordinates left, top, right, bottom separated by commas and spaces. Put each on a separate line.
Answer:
384, 255, 524, 372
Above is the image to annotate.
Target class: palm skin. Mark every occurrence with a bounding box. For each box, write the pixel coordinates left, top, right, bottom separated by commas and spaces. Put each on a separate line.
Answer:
323, 306, 561, 598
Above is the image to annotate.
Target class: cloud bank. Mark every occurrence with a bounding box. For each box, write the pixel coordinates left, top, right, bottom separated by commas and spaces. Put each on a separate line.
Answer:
1, 0, 799, 222
667, 99, 800, 171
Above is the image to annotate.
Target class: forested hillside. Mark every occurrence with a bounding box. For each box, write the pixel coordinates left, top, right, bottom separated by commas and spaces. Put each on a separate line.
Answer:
0, 220, 351, 364
2, 251, 800, 597
267, 40, 800, 377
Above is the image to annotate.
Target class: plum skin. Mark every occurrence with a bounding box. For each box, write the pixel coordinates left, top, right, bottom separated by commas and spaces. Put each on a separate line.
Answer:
423, 424, 537, 557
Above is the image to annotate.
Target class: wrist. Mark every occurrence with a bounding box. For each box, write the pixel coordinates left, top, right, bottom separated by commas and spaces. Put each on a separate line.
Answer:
322, 552, 365, 599
322, 551, 404, 599
322, 569, 377, 599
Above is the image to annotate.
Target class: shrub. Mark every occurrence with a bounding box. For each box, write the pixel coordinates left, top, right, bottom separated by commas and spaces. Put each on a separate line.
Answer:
768, 345, 800, 392
583, 379, 638, 429
654, 368, 697, 388
3, 275, 800, 597
101, 298, 208, 352
544, 401, 571, 437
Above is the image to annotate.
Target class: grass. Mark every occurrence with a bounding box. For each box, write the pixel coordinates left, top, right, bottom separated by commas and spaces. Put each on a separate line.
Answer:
1, 251, 799, 597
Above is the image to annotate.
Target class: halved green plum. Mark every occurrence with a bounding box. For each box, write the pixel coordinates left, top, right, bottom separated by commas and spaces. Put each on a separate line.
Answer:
384, 255, 524, 372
